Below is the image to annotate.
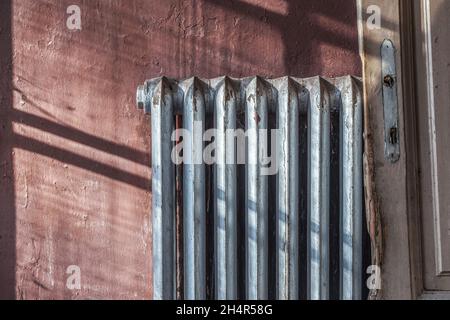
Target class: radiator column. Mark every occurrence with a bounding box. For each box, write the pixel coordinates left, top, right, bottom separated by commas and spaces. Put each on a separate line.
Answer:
245, 78, 269, 300
214, 78, 238, 299
338, 77, 363, 300
150, 79, 176, 300
183, 78, 207, 300
276, 78, 300, 300
307, 77, 331, 300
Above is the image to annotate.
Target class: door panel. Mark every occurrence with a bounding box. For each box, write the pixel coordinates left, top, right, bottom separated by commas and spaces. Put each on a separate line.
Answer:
415, 0, 450, 290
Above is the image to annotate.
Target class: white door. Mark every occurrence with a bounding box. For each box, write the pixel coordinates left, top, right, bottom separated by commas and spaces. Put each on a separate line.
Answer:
415, 0, 450, 292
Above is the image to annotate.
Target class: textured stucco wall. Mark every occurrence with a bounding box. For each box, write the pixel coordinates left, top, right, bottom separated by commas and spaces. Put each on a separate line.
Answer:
0, 0, 360, 299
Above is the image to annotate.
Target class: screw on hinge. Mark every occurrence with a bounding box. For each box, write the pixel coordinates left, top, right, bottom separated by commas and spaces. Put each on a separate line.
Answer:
136, 85, 145, 109
389, 127, 398, 145
383, 75, 395, 88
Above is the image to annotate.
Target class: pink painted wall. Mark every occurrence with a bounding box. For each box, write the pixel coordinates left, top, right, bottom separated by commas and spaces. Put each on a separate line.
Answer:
0, 0, 360, 299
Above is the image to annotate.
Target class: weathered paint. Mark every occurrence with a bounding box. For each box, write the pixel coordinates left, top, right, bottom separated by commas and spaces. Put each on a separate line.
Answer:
0, 0, 360, 299
139, 76, 364, 300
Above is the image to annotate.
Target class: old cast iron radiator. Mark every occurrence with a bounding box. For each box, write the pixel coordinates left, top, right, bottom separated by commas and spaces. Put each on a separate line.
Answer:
136, 76, 364, 300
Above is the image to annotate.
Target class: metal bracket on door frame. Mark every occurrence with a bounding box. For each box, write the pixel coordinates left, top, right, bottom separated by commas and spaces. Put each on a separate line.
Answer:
381, 39, 400, 163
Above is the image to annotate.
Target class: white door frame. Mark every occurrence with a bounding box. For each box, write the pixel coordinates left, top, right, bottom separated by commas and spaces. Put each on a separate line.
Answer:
357, 0, 424, 299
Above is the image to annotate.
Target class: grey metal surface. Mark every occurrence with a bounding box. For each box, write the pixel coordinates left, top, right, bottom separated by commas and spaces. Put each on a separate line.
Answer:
275, 78, 300, 300
337, 76, 363, 300
381, 39, 400, 163
149, 78, 176, 300
306, 77, 331, 300
215, 78, 238, 299
137, 76, 364, 301
183, 78, 207, 300
245, 77, 269, 300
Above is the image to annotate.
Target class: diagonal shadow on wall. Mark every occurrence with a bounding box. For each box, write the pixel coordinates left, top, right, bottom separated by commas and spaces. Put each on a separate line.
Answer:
0, 0, 384, 299
0, 0, 153, 298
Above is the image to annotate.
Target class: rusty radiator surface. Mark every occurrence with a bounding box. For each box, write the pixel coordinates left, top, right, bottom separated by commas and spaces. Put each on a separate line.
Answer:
136, 76, 364, 300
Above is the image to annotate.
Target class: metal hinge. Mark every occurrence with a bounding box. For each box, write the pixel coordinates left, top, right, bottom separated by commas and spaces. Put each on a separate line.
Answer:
381, 39, 400, 163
